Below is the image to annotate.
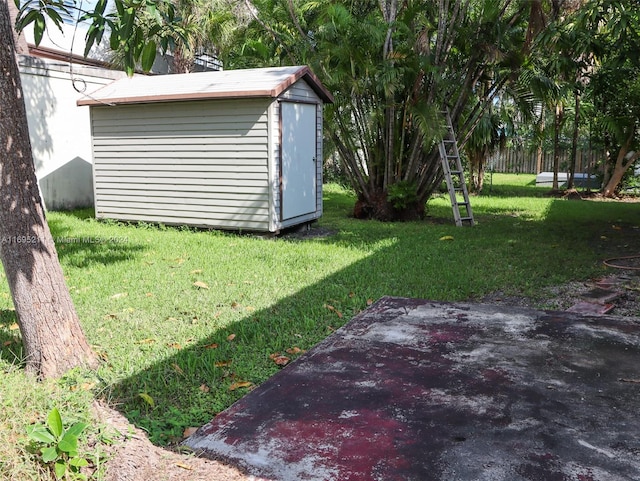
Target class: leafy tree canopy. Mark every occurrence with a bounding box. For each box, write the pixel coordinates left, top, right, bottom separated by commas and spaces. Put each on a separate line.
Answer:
14, 0, 187, 75
213, 0, 549, 220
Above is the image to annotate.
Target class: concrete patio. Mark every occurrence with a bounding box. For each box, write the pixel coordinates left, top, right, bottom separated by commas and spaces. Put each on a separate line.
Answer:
185, 297, 640, 481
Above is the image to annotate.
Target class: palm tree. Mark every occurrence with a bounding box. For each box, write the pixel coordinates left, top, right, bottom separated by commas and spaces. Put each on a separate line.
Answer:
577, 0, 640, 196
214, 0, 564, 220
166, 0, 239, 73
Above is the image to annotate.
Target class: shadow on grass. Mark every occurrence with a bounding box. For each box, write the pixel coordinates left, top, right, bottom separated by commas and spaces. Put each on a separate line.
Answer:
478, 182, 549, 198
49, 207, 96, 220
46, 216, 148, 269
0, 211, 147, 366
100, 195, 640, 446
0, 309, 23, 366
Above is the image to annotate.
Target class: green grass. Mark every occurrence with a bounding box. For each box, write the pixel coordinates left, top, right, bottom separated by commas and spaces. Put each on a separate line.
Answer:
0, 173, 639, 478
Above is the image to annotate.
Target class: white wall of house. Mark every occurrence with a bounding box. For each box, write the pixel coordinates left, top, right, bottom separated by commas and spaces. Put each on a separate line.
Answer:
18, 55, 127, 210
22, 16, 113, 64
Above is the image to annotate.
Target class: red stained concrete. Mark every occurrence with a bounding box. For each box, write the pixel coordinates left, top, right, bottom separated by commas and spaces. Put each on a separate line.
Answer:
185, 297, 640, 480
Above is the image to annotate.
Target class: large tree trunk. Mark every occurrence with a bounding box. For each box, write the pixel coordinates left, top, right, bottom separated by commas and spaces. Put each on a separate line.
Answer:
0, 0, 97, 379
602, 130, 640, 197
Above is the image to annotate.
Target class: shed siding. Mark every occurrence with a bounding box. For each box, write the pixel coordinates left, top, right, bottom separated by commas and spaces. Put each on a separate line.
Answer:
267, 100, 279, 232
276, 81, 323, 230
91, 99, 272, 230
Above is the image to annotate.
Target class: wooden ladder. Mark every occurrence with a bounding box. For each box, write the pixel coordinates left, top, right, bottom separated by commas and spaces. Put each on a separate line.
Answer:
438, 111, 475, 227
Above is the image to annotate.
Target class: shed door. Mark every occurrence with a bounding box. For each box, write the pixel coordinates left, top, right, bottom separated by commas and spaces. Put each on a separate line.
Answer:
281, 102, 317, 220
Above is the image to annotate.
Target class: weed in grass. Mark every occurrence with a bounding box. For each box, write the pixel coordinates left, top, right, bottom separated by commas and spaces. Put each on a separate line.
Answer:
26, 407, 90, 480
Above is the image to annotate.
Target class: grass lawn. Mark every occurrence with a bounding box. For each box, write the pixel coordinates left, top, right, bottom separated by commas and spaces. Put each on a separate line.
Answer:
0, 173, 638, 479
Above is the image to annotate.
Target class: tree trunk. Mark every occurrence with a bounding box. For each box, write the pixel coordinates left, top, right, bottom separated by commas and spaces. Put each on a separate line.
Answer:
170, 45, 193, 74
536, 106, 545, 174
602, 131, 640, 197
552, 104, 564, 190
7, 1, 28, 54
567, 92, 580, 189
602, 158, 635, 197
0, 0, 97, 379
469, 149, 486, 194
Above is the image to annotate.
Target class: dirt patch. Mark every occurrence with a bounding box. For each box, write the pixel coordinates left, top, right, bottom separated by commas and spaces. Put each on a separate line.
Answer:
92, 402, 254, 481
279, 223, 337, 240
479, 271, 640, 317
546, 188, 640, 203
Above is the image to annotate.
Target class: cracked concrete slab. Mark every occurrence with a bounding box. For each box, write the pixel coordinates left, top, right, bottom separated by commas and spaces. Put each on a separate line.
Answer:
185, 297, 640, 481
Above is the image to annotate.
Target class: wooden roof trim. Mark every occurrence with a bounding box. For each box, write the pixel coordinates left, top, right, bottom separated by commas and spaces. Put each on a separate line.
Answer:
77, 89, 277, 106
273, 66, 334, 103
77, 66, 334, 107
28, 45, 111, 69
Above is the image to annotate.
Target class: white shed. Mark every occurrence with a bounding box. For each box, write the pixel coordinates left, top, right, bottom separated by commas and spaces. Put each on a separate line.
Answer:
77, 66, 333, 233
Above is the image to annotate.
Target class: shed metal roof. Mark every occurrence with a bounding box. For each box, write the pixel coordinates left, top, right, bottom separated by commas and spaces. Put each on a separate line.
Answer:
76, 65, 333, 106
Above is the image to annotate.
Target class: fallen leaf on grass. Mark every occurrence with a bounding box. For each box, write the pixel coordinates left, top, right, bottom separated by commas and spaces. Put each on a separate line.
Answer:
138, 392, 155, 407
9, 323, 18, 331
269, 353, 291, 366
286, 347, 305, 355
199, 384, 210, 393
110, 292, 128, 299
3, 341, 12, 347
172, 363, 185, 375
193, 281, 209, 289
97, 350, 109, 362
227, 333, 236, 341
70, 382, 96, 392
203, 342, 219, 349
324, 304, 343, 318
214, 360, 232, 367
190, 269, 203, 274
183, 427, 199, 438
367, 298, 374, 306
228, 381, 252, 391
167, 342, 182, 350
135, 338, 156, 345
439, 235, 454, 241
